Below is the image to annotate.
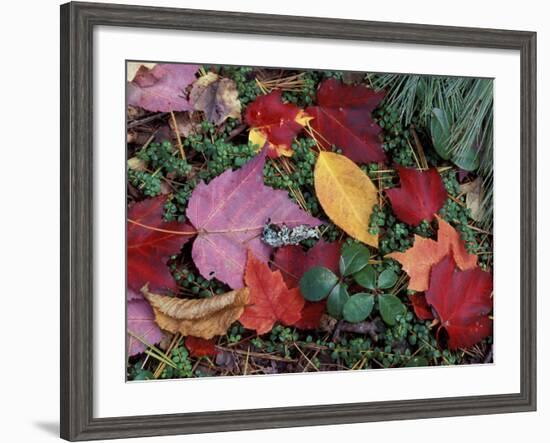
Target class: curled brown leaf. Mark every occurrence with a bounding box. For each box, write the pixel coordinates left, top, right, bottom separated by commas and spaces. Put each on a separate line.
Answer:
141, 285, 250, 339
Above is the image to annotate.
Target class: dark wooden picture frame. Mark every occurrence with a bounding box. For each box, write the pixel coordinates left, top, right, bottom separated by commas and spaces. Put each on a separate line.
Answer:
60, 2, 537, 441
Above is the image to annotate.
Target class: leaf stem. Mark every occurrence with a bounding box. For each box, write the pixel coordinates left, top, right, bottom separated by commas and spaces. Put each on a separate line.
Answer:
128, 218, 197, 235
127, 218, 284, 236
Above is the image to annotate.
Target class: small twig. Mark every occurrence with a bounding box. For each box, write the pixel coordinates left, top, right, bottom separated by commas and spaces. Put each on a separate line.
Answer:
170, 111, 186, 160
153, 333, 181, 378
410, 126, 429, 169
226, 123, 247, 141
407, 139, 422, 170
243, 346, 250, 375
293, 343, 319, 372
127, 112, 168, 129
216, 346, 297, 363
447, 194, 466, 207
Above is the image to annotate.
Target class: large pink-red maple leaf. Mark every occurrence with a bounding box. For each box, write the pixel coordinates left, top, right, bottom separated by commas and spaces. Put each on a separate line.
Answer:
272, 239, 341, 289
127, 63, 199, 112
425, 255, 493, 350
186, 149, 321, 289
127, 196, 195, 298
244, 90, 307, 158
385, 166, 447, 226
239, 251, 305, 335
306, 78, 386, 164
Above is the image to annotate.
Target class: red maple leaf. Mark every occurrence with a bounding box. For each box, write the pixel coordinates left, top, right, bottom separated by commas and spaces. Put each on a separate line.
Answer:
387, 216, 477, 292
293, 301, 326, 330
245, 90, 308, 158
272, 240, 340, 329
306, 78, 386, 164
409, 294, 434, 321
385, 166, 447, 226
127, 196, 195, 296
272, 239, 341, 289
184, 336, 218, 357
239, 251, 305, 334
425, 255, 493, 350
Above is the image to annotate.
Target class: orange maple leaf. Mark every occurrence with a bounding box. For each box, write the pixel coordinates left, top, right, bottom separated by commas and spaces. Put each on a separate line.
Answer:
387, 217, 477, 292
239, 251, 305, 334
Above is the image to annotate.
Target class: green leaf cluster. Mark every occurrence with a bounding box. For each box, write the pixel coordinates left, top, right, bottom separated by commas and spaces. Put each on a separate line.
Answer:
299, 243, 405, 325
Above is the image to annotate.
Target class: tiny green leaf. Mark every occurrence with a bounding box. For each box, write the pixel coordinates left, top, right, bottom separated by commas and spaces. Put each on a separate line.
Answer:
354, 265, 376, 289
405, 356, 429, 367
299, 267, 339, 302
327, 284, 350, 319
339, 243, 370, 276
378, 269, 398, 289
343, 293, 374, 323
133, 370, 155, 380
378, 294, 406, 325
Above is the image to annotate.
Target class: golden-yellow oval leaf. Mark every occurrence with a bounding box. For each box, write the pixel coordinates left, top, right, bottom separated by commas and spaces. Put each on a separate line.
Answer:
314, 151, 378, 247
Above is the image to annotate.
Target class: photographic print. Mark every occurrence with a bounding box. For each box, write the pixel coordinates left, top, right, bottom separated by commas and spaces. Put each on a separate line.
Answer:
126, 62, 494, 381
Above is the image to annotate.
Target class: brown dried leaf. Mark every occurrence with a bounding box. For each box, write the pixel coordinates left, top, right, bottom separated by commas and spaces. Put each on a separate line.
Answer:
141, 285, 249, 339
342, 71, 365, 85
127, 156, 147, 171
190, 72, 242, 125
127, 62, 157, 82
459, 177, 483, 221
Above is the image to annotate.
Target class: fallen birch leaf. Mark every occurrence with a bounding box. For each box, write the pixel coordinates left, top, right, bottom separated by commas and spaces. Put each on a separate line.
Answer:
314, 151, 378, 247
387, 216, 477, 292
190, 72, 242, 125
142, 285, 250, 339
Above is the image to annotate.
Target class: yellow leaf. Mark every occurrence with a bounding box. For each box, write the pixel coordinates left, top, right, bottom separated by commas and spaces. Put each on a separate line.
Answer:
249, 128, 293, 157
314, 151, 378, 247
127, 156, 146, 171
249, 127, 267, 151
295, 109, 314, 126
141, 285, 250, 339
